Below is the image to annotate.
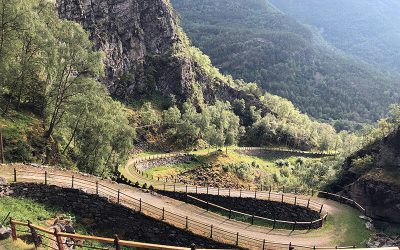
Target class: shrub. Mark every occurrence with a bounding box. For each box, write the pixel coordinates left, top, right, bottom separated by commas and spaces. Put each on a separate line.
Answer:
280, 168, 290, 178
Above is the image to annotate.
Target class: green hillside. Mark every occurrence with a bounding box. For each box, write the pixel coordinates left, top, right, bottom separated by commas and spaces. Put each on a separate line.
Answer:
171, 0, 400, 129
270, 0, 400, 73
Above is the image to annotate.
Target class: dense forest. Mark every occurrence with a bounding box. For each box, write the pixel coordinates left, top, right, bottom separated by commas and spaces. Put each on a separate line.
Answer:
170, 0, 400, 129
270, 0, 400, 73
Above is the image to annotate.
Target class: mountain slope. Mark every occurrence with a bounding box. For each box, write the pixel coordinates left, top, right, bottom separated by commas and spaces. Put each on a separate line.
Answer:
170, 0, 400, 128
270, 0, 400, 73
56, 0, 262, 109
330, 128, 400, 223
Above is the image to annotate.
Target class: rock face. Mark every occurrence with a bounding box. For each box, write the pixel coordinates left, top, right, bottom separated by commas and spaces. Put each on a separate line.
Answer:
56, 0, 267, 111
330, 129, 400, 223
57, 0, 190, 99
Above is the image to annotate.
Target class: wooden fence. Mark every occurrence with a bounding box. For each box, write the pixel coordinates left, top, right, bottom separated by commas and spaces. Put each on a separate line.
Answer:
5, 169, 359, 250
125, 152, 370, 218
9, 219, 195, 250
184, 195, 327, 230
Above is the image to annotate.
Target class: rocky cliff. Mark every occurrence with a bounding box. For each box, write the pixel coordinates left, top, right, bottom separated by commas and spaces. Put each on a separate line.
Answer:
331, 129, 400, 223
56, 0, 264, 110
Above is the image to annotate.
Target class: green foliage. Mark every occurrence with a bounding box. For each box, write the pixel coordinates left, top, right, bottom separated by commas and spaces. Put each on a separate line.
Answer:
350, 155, 374, 174
242, 93, 340, 151
140, 102, 162, 127
162, 101, 241, 149
0, 0, 134, 175
171, 0, 400, 125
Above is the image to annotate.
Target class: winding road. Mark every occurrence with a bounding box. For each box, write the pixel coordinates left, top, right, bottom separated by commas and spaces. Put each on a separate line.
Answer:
1, 159, 369, 249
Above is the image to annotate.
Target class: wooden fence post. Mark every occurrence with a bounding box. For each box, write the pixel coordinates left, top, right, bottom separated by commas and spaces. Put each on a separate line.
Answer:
229, 209, 232, 219
239, 189, 242, 198
114, 235, 120, 250
307, 199, 310, 208
228, 189, 231, 197
96, 181, 99, 195
185, 216, 189, 230
262, 239, 266, 250
54, 228, 65, 250
139, 198, 142, 212
294, 196, 297, 205
210, 225, 213, 238
44, 171, 47, 185
319, 204, 324, 214
28, 220, 40, 249
236, 232, 239, 246
71, 175, 74, 188
117, 190, 120, 204
13, 168, 16, 182
254, 190, 257, 199
162, 208, 165, 220
9, 218, 17, 241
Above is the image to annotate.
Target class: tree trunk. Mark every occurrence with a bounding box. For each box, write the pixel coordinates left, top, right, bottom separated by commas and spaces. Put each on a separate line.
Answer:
0, 131, 5, 163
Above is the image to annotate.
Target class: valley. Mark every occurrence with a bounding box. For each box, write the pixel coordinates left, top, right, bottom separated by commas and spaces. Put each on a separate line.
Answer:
0, 0, 399, 249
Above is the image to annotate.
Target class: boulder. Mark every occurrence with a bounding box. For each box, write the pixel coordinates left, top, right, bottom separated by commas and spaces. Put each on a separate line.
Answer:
0, 177, 7, 186
0, 226, 11, 240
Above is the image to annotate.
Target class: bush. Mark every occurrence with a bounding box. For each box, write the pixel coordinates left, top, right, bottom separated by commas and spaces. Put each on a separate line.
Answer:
280, 168, 290, 178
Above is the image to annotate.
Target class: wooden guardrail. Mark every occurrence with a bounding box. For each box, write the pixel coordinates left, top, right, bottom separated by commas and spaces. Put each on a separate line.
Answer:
6, 169, 360, 250
9, 219, 194, 250
184, 195, 327, 230
234, 147, 337, 157
124, 153, 370, 218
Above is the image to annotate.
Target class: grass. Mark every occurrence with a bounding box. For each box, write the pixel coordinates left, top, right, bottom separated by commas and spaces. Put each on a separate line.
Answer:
0, 110, 44, 162
0, 197, 106, 250
317, 203, 373, 247
144, 155, 207, 178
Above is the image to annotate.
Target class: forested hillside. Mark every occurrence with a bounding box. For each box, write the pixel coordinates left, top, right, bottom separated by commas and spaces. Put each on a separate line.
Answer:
270, 0, 400, 73
0, 0, 353, 175
171, 0, 400, 129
